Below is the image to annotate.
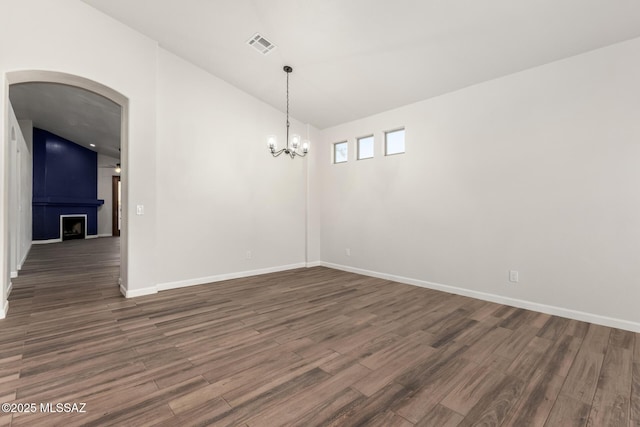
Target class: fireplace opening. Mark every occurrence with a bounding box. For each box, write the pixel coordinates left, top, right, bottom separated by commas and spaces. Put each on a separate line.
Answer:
62, 216, 86, 241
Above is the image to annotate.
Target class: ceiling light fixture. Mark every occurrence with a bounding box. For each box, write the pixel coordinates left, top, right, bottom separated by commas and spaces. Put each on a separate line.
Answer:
267, 66, 309, 159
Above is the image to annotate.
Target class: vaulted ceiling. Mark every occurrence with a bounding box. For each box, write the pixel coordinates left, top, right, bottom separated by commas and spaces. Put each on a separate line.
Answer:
82, 0, 640, 129
9, 1, 640, 158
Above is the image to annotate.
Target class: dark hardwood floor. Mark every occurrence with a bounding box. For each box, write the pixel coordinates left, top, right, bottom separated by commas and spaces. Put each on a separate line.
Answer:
0, 237, 638, 426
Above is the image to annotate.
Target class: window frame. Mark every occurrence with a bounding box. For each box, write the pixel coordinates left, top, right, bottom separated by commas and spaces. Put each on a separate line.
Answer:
384, 128, 405, 156
356, 134, 375, 160
333, 141, 348, 164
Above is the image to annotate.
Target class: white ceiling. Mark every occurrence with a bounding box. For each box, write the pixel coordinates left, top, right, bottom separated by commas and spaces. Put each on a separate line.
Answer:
81, 0, 640, 129
9, 1, 640, 155
9, 83, 121, 159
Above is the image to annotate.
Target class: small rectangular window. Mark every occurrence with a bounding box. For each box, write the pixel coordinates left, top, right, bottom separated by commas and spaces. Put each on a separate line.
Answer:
333, 141, 348, 163
357, 135, 374, 160
385, 128, 405, 156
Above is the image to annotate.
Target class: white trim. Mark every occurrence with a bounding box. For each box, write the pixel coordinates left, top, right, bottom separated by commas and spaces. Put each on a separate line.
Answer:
31, 234, 99, 244
18, 243, 31, 270
321, 262, 640, 333
306, 261, 322, 268
157, 263, 307, 292
60, 214, 88, 240
98, 233, 112, 238
121, 284, 157, 298
10, 271, 17, 279
0, 300, 8, 319
32, 238, 62, 245
7, 281, 12, 297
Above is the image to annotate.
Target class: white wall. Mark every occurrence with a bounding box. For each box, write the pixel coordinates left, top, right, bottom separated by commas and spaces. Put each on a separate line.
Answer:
319, 37, 640, 330
7, 108, 17, 280
306, 125, 322, 265
0, 0, 158, 302
17, 120, 32, 271
6, 105, 32, 298
7, 105, 18, 280
7, 111, 32, 282
97, 154, 120, 237
155, 49, 312, 289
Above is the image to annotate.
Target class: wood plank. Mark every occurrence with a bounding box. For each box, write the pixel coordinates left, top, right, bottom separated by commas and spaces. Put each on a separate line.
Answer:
286, 387, 366, 427
366, 410, 414, 427
415, 404, 464, 427
560, 349, 604, 404
322, 383, 410, 427
352, 341, 435, 397
440, 362, 505, 415
582, 324, 611, 355
392, 347, 477, 423
501, 332, 582, 427
537, 316, 570, 341
610, 328, 635, 350
545, 395, 591, 427
245, 363, 371, 426
455, 374, 525, 427
588, 346, 633, 427
631, 362, 640, 425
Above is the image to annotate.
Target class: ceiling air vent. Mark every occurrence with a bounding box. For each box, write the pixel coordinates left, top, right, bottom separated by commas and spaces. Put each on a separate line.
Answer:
247, 33, 276, 55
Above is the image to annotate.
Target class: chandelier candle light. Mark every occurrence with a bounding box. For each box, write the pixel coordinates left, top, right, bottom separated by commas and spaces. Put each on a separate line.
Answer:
267, 66, 309, 158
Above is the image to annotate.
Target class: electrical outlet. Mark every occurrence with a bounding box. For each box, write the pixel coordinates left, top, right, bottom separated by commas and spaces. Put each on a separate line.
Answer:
345, 248, 351, 256
246, 250, 252, 260
136, 204, 144, 215
509, 270, 519, 283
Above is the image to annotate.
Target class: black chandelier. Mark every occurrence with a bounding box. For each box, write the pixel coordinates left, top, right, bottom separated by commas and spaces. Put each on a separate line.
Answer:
267, 66, 309, 158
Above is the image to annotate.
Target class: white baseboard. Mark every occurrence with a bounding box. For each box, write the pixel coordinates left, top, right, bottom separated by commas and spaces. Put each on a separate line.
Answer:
7, 281, 13, 297
10, 271, 17, 279
120, 284, 157, 298
306, 261, 322, 268
98, 233, 112, 238
157, 263, 307, 292
33, 236, 102, 244
32, 238, 61, 245
0, 300, 8, 319
18, 243, 31, 271
321, 262, 640, 333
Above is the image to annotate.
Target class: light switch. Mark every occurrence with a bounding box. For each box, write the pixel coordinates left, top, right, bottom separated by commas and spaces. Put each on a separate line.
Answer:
136, 205, 144, 215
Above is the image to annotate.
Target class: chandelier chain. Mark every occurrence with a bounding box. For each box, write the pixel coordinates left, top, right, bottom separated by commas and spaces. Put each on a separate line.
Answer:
286, 70, 290, 143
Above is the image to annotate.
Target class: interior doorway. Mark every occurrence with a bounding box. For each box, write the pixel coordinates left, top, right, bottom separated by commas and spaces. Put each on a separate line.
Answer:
3, 70, 130, 310
112, 176, 121, 237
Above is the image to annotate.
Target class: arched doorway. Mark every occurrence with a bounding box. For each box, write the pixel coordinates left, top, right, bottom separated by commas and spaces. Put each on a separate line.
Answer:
2, 70, 129, 315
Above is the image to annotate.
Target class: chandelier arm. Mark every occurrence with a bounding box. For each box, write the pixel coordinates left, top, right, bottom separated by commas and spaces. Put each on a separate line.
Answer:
271, 148, 286, 157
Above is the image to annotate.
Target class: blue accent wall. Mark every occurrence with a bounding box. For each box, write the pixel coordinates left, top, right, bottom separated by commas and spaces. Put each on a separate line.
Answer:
32, 128, 104, 240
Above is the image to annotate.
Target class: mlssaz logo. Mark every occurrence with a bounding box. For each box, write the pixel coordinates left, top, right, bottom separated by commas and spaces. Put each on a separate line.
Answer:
40, 402, 87, 413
